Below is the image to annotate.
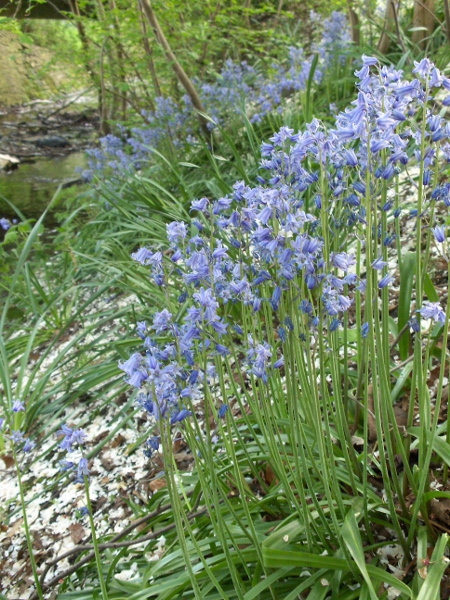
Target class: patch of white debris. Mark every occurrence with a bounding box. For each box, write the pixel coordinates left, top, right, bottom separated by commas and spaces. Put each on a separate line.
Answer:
0, 292, 167, 599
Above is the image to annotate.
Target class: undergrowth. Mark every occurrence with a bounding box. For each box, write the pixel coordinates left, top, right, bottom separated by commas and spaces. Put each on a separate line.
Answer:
2, 12, 450, 600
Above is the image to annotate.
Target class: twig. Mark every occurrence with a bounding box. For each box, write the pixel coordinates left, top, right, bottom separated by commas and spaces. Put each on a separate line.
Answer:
31, 502, 206, 599
32, 489, 196, 595
41, 88, 93, 123
390, 0, 410, 63
390, 320, 412, 352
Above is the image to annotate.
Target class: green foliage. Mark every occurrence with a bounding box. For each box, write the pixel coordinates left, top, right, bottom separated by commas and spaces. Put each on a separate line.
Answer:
3, 3, 450, 600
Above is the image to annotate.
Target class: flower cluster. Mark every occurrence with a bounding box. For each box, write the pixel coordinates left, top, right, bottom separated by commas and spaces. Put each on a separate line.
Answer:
120, 56, 450, 456
0, 218, 12, 231
56, 424, 90, 484
0, 403, 36, 454
84, 12, 352, 181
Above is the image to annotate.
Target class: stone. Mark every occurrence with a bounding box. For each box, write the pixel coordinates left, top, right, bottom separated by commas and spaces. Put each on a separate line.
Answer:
35, 135, 71, 148
0, 153, 20, 171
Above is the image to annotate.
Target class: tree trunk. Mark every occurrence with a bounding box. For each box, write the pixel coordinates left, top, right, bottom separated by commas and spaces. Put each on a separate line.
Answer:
138, 4, 163, 98
377, 0, 396, 54
412, 0, 436, 49
94, 0, 120, 123
139, 0, 210, 137
443, 0, 450, 44
68, 0, 111, 135
347, 0, 360, 45
108, 0, 129, 121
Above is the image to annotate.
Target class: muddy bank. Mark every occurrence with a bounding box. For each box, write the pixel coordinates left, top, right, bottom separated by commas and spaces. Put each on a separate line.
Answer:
0, 30, 72, 107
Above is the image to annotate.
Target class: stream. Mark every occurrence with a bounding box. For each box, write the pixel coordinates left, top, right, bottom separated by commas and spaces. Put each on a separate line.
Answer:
0, 152, 88, 219
0, 91, 98, 221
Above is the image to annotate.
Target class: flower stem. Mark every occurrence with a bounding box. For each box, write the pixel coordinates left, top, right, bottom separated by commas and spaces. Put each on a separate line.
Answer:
84, 476, 109, 600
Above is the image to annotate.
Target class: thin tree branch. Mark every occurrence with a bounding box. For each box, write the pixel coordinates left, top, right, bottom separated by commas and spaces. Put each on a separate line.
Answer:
30, 492, 202, 600
444, 0, 450, 43
138, 0, 210, 137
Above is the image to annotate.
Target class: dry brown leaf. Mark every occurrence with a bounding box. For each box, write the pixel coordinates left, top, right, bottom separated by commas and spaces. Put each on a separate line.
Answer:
5, 518, 24, 538
430, 499, 450, 526
111, 433, 126, 448
264, 463, 278, 486
149, 478, 167, 492
68, 523, 86, 544
1, 454, 15, 469
101, 457, 115, 472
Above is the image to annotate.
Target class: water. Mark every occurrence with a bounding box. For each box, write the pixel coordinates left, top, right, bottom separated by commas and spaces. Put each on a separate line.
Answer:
0, 151, 88, 220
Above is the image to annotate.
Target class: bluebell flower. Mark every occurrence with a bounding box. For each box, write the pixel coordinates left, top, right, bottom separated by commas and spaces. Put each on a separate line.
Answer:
300, 299, 313, 314
361, 322, 369, 338
329, 319, 341, 332
170, 408, 192, 424
152, 309, 173, 333
167, 221, 187, 244
131, 247, 153, 265
356, 279, 366, 293
215, 343, 230, 356
278, 327, 287, 343
0, 218, 11, 231
409, 318, 420, 333
136, 321, 147, 339
11, 430, 24, 444
418, 301, 446, 324
433, 225, 446, 243
383, 234, 396, 247
218, 404, 229, 418
57, 424, 87, 452
59, 459, 75, 472
144, 436, 160, 458
22, 439, 36, 453
270, 286, 282, 310
378, 275, 394, 289
284, 316, 294, 331
273, 356, 285, 368
12, 400, 25, 413
76, 458, 89, 483
331, 252, 355, 271
371, 256, 387, 270
413, 58, 432, 79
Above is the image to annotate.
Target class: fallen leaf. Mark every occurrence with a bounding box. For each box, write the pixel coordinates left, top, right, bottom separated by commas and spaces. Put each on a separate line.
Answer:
111, 434, 126, 448
5, 518, 24, 538
68, 523, 85, 544
1, 454, 15, 469
149, 478, 167, 492
101, 457, 115, 472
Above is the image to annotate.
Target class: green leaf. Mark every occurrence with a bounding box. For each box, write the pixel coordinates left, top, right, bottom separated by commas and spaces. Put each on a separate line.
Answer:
19, 33, 34, 45
178, 162, 200, 168
341, 502, 378, 600
398, 252, 415, 360
424, 273, 439, 303
243, 567, 293, 599
408, 427, 450, 466
391, 362, 413, 403
417, 535, 450, 600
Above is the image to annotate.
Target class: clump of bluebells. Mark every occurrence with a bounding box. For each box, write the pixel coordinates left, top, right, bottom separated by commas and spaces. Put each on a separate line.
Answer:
120, 57, 450, 575
0, 217, 12, 231
123, 54, 450, 424
56, 424, 90, 484
0, 403, 36, 456
84, 12, 352, 181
